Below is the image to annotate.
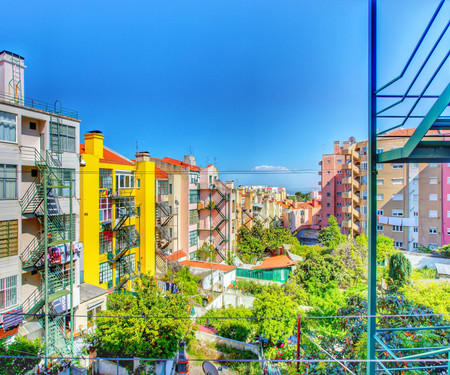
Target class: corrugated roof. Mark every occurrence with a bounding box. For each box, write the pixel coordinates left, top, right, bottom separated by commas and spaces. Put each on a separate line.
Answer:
179, 260, 236, 272
252, 255, 296, 270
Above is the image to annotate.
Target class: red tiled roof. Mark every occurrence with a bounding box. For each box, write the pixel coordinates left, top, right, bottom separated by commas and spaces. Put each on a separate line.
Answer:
0, 326, 18, 339
167, 250, 186, 262
179, 260, 236, 272
252, 255, 296, 270
154, 157, 201, 171
80, 144, 135, 166
155, 167, 168, 179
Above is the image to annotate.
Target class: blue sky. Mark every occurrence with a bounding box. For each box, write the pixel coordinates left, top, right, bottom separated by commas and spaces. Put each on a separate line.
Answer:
2, 0, 447, 193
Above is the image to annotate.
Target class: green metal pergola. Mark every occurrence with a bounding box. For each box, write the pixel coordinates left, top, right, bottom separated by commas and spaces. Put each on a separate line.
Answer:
367, 0, 450, 374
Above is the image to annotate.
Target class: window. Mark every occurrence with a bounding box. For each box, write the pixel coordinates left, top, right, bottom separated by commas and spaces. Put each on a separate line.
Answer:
337, 181, 342, 185
157, 201, 169, 218
99, 198, 112, 222
447, 228, 450, 235
392, 178, 404, 185
0, 111, 16, 142
55, 169, 75, 197
118, 253, 136, 275
361, 176, 367, 185
169, 184, 172, 194
377, 209, 384, 215
99, 230, 113, 255
429, 163, 438, 168
87, 304, 102, 327
99, 169, 113, 189
327, 182, 330, 186
363, 206, 368, 215
392, 163, 403, 169
392, 225, 403, 232
326, 203, 330, 207
337, 160, 342, 164
392, 209, 403, 217
447, 194, 450, 201
414, 227, 418, 233
29, 121, 37, 130
392, 194, 403, 201
337, 170, 342, 174
337, 192, 342, 196
429, 227, 438, 234
0, 220, 18, 258
377, 225, 383, 231
429, 177, 438, 185
136, 179, 140, 189
336, 214, 342, 218
377, 194, 384, 201
327, 171, 331, 175
362, 191, 367, 200
158, 180, 169, 195
50, 122, 76, 152
190, 173, 199, 184
0, 276, 17, 309
361, 162, 367, 171
377, 163, 384, 170
116, 226, 137, 252
99, 262, 112, 284
447, 177, 450, 184
394, 241, 403, 248
429, 210, 438, 218
327, 214, 331, 218
189, 210, 199, 225
326, 160, 330, 164
0, 165, 17, 199
413, 242, 419, 249
429, 193, 438, 201
116, 171, 134, 190
377, 179, 384, 185
189, 230, 198, 247
414, 211, 418, 217
189, 190, 199, 204
337, 203, 342, 207
447, 211, 450, 218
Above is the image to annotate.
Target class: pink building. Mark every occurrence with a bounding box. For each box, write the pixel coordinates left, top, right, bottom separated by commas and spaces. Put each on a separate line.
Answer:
442, 163, 450, 246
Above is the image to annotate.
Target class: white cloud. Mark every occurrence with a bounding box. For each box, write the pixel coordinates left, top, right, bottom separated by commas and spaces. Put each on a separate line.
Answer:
253, 165, 290, 172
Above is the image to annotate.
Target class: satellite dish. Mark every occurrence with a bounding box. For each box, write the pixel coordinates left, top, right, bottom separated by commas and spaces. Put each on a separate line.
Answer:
202, 361, 219, 375
349, 136, 356, 144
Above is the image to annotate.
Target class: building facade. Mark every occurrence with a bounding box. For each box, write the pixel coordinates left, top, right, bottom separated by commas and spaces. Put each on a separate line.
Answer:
319, 130, 449, 251
80, 132, 156, 290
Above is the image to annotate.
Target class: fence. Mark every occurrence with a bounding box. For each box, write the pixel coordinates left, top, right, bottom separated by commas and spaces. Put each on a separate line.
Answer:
236, 267, 291, 283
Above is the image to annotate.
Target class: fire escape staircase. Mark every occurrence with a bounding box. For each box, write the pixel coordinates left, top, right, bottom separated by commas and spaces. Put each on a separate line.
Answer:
107, 196, 139, 290
156, 202, 176, 251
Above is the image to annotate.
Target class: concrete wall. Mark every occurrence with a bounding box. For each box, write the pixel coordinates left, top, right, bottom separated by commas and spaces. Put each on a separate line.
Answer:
401, 251, 450, 270
196, 331, 259, 356
223, 292, 256, 309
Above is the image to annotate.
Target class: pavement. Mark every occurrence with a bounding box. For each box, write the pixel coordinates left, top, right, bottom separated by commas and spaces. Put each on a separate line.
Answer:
189, 363, 236, 375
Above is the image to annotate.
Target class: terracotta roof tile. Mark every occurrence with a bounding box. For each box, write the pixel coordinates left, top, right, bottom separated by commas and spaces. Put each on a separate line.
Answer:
80, 144, 135, 166
179, 260, 236, 272
252, 255, 296, 270
155, 157, 201, 171
155, 167, 168, 179
167, 250, 186, 262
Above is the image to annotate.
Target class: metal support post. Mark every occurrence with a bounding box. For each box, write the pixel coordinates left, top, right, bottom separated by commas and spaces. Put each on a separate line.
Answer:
296, 314, 301, 374
367, 0, 377, 374
69, 181, 74, 356
43, 169, 49, 367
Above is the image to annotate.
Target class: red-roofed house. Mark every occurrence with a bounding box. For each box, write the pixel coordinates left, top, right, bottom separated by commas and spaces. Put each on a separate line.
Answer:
236, 254, 297, 284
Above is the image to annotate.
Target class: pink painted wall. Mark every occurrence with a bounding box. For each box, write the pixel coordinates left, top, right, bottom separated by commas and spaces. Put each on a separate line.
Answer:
442, 163, 450, 245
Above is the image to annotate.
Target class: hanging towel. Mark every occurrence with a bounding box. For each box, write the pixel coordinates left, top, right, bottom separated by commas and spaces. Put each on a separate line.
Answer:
378, 216, 388, 224
402, 217, 416, 227
388, 217, 402, 226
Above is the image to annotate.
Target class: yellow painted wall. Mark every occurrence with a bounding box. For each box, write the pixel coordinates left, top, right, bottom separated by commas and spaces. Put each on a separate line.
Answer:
80, 133, 155, 290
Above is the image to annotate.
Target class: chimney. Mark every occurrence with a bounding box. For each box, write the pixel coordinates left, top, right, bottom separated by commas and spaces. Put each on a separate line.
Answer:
84, 131, 104, 158
0, 50, 26, 101
343, 141, 349, 149
333, 141, 340, 154
136, 151, 150, 162
226, 180, 235, 189
183, 155, 195, 166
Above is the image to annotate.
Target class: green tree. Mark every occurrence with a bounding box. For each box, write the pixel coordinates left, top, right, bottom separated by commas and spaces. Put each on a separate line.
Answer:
295, 191, 311, 202
204, 306, 255, 342
388, 252, 412, 289
253, 291, 298, 343
0, 337, 43, 375
174, 266, 200, 296
317, 216, 345, 249
87, 274, 194, 360
198, 242, 216, 262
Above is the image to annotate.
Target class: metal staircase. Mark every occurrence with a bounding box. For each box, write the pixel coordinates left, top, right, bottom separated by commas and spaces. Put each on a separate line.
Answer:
106, 195, 139, 290
367, 1, 450, 373
19, 145, 75, 363
155, 202, 176, 251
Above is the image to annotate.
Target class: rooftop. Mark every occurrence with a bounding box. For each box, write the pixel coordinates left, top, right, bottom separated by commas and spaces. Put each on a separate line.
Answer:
167, 250, 187, 262
252, 255, 296, 270
154, 157, 201, 171
80, 282, 108, 304
179, 260, 236, 272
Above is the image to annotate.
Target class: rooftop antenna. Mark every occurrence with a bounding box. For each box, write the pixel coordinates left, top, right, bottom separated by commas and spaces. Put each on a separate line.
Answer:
214, 156, 217, 167
136, 140, 139, 154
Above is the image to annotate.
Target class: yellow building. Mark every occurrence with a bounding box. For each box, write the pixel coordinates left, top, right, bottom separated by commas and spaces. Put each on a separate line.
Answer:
80, 131, 155, 290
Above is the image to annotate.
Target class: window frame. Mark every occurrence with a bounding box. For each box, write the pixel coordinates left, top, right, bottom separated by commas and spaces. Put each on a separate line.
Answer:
0, 164, 17, 199
0, 275, 18, 310
99, 262, 113, 284
0, 220, 18, 258
50, 122, 76, 152
0, 111, 17, 144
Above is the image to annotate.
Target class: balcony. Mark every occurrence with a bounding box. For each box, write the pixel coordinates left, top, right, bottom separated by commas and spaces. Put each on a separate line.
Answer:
342, 220, 361, 233
342, 205, 360, 219
342, 177, 360, 190
342, 191, 360, 204
342, 163, 360, 175
342, 148, 361, 162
